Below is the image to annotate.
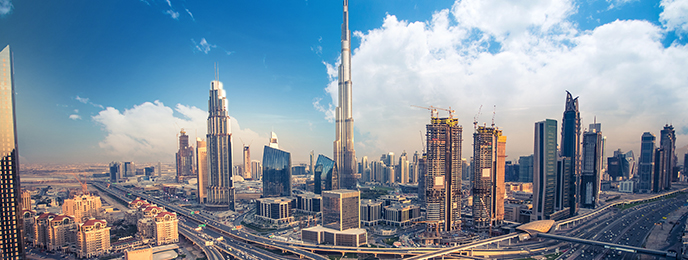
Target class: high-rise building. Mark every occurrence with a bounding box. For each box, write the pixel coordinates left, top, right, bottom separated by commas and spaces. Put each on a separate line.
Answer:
205, 77, 235, 210
314, 154, 338, 195
196, 138, 208, 203
334, 0, 357, 190
76, 219, 111, 258
243, 145, 251, 179
251, 160, 262, 180
310, 150, 315, 175
518, 155, 533, 183
472, 126, 506, 230
424, 115, 462, 232
0, 46, 25, 260
262, 145, 292, 198
62, 194, 103, 223
607, 150, 633, 180
532, 119, 558, 221
638, 132, 656, 193
660, 125, 676, 186
360, 156, 369, 182
398, 152, 409, 184
21, 189, 31, 210
653, 148, 666, 193
176, 130, 195, 182
580, 124, 603, 208
322, 189, 360, 231
560, 91, 580, 217
109, 162, 122, 183
412, 152, 420, 184
124, 162, 136, 177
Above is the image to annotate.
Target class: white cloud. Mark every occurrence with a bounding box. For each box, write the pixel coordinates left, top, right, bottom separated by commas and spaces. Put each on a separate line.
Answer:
317, 0, 688, 160
75, 95, 89, 104
660, 0, 688, 35
185, 8, 194, 21
75, 95, 104, 109
93, 101, 265, 163
69, 114, 81, 120
606, 0, 639, 9
165, 0, 172, 7
0, 0, 12, 16
165, 10, 179, 20
192, 38, 217, 54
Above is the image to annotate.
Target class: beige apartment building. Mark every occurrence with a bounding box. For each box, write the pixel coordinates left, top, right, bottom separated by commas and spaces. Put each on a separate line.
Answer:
63, 194, 103, 223
76, 219, 111, 258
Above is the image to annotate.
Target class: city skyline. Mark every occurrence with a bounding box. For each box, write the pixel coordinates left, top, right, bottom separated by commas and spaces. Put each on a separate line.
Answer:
1, 1, 688, 165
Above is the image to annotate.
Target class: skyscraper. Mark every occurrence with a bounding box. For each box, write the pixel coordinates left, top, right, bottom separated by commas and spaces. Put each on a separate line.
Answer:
262, 144, 292, 198
124, 162, 136, 177
532, 119, 558, 221
424, 115, 462, 232
412, 152, 420, 184
243, 145, 251, 179
518, 155, 533, 183
580, 123, 603, 208
560, 91, 580, 217
638, 132, 656, 193
398, 151, 409, 184
205, 77, 235, 210
251, 160, 262, 180
176, 129, 194, 183
660, 125, 676, 186
109, 162, 122, 183
0, 45, 25, 260
314, 154, 338, 195
472, 126, 506, 230
196, 138, 208, 203
334, 0, 357, 189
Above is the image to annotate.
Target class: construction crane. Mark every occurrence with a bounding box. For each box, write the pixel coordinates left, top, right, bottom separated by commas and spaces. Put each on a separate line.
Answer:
411, 105, 438, 118
491, 105, 496, 127
71, 172, 88, 195
473, 105, 483, 129
410, 105, 455, 118
419, 131, 426, 154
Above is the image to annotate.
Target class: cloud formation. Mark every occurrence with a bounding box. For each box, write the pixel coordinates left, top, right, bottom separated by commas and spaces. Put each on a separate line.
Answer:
660, 0, 688, 35
0, 0, 12, 16
165, 10, 179, 20
317, 0, 688, 159
69, 114, 81, 120
192, 38, 216, 54
93, 101, 265, 163
75, 95, 104, 109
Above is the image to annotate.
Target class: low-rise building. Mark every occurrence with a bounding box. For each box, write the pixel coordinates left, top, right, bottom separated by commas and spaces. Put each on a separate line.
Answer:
295, 193, 321, 214
154, 212, 179, 245
62, 194, 103, 223
360, 200, 382, 226
382, 203, 421, 227
256, 197, 294, 225
34, 213, 77, 251
302, 225, 367, 247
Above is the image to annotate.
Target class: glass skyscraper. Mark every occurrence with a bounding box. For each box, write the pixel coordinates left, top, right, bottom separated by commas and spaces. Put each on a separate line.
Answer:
0, 45, 26, 260
322, 189, 360, 231
314, 154, 338, 195
532, 119, 557, 221
262, 146, 292, 198
638, 132, 656, 192
561, 91, 580, 217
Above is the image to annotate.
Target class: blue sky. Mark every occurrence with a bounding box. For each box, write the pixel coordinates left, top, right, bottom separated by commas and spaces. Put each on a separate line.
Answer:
1, 0, 687, 165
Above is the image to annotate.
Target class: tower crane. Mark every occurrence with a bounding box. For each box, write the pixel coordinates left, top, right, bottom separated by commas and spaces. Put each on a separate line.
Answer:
473, 105, 483, 129
71, 172, 88, 195
410, 105, 438, 118
491, 105, 496, 127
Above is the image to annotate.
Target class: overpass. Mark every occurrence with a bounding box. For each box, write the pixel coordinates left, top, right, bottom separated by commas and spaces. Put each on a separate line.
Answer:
554, 187, 688, 230
537, 233, 677, 259
404, 233, 520, 260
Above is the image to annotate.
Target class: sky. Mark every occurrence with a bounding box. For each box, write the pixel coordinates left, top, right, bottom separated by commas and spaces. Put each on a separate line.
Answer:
1, 0, 687, 166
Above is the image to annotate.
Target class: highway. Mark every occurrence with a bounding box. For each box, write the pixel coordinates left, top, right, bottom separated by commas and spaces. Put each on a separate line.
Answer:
94, 182, 329, 260
177, 221, 225, 260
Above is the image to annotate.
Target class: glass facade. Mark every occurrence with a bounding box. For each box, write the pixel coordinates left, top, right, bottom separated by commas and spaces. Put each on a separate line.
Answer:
262, 146, 292, 198
533, 119, 557, 221
561, 91, 580, 216
0, 45, 25, 260
314, 154, 338, 194
206, 79, 234, 210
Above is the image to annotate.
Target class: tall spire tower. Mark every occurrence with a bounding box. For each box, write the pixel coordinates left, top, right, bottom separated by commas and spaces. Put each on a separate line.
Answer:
334, 0, 357, 189
205, 72, 235, 211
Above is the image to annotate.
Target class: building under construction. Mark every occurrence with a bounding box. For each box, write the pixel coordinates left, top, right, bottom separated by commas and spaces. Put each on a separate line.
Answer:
423, 112, 462, 233
472, 125, 506, 232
